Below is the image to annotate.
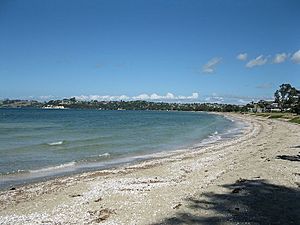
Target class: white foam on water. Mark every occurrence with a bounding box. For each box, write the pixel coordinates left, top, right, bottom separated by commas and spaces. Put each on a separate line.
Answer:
29, 161, 76, 174
98, 152, 110, 157
0, 169, 28, 176
47, 141, 64, 146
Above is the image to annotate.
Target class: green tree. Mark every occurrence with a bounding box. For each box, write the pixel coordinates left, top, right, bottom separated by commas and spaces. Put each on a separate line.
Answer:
274, 84, 299, 112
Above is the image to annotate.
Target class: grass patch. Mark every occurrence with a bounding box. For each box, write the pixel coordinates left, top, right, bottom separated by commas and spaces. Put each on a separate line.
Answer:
289, 117, 300, 124
254, 113, 271, 117
269, 114, 284, 119
248, 112, 300, 124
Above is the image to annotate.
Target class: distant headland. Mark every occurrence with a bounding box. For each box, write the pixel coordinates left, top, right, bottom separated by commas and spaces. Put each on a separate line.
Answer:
1, 84, 299, 114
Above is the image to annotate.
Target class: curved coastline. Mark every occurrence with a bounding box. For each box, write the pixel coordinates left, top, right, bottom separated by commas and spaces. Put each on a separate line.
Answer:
0, 112, 243, 190
0, 113, 254, 200
2, 113, 299, 224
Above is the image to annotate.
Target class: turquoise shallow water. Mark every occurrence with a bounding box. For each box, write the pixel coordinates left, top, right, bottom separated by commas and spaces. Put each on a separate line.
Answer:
0, 108, 241, 189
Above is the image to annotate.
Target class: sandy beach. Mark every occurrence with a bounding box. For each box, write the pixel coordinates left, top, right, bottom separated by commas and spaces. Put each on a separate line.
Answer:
0, 113, 299, 225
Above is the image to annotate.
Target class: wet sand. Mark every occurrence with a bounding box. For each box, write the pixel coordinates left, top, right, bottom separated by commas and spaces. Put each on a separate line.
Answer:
0, 113, 299, 224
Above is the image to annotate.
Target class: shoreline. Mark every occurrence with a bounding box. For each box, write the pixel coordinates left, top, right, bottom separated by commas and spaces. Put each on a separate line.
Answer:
1, 113, 299, 224
0, 112, 243, 191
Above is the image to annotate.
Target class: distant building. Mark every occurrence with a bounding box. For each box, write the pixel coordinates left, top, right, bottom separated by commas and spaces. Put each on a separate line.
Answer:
43, 105, 66, 109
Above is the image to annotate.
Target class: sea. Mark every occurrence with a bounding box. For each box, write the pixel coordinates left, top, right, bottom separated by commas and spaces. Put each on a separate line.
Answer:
0, 108, 244, 189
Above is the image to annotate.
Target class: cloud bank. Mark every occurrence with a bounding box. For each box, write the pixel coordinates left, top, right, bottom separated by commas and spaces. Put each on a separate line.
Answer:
244, 50, 300, 67
72, 93, 199, 102
204, 93, 272, 105
33, 92, 271, 105
202, 57, 222, 73
205, 93, 224, 103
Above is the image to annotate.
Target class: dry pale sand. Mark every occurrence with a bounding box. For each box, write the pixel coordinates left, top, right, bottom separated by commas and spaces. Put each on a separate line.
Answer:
0, 113, 300, 225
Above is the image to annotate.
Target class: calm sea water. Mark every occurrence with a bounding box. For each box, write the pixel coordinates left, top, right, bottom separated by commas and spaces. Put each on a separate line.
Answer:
0, 108, 242, 189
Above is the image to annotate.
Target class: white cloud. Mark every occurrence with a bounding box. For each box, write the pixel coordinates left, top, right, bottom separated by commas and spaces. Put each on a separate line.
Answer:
39, 95, 55, 100
238, 99, 248, 104
291, 49, 300, 64
74, 95, 130, 101
201, 93, 273, 105
246, 55, 268, 68
237, 53, 248, 61
202, 57, 222, 73
133, 93, 198, 101
273, 53, 288, 64
204, 93, 224, 103
73, 93, 199, 102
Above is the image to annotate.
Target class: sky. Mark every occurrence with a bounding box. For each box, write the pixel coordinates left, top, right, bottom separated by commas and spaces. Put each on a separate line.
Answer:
0, 0, 299, 104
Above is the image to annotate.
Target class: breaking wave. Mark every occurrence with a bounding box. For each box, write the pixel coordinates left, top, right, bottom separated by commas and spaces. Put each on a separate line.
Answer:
47, 141, 64, 146
29, 161, 76, 173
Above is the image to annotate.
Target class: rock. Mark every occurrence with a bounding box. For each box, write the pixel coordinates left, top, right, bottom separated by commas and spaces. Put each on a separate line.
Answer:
232, 188, 242, 194
90, 208, 116, 222
69, 194, 83, 197
173, 203, 182, 209
236, 178, 246, 183
94, 197, 102, 202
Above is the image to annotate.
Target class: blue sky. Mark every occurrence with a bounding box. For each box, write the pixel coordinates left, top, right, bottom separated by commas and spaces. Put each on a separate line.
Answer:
0, 0, 299, 104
